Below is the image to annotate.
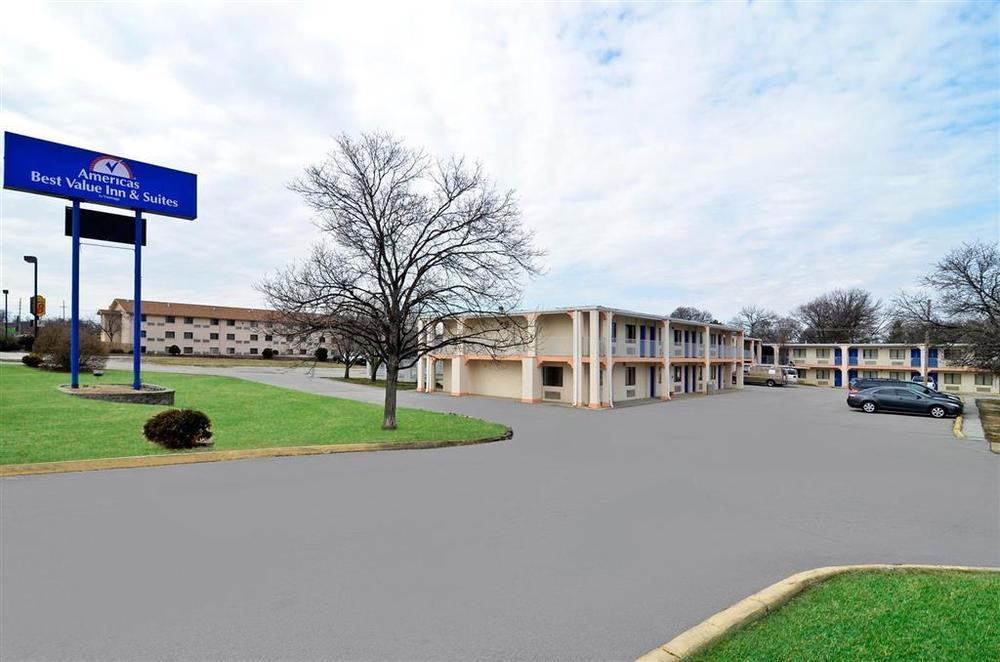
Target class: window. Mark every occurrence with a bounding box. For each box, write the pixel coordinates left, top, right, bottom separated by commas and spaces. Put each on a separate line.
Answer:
975, 373, 993, 386
210, 347, 220, 354
816, 369, 828, 380
862, 370, 878, 379
626, 366, 636, 386
673, 366, 681, 380
265, 335, 273, 342
612, 322, 617, 340
250, 348, 259, 355
140, 330, 146, 338
673, 330, 682, 343
816, 348, 830, 359
944, 373, 961, 385
165, 316, 175, 323
250, 334, 258, 341
227, 347, 235, 355
183, 347, 193, 354
862, 348, 878, 359
299, 349, 307, 355
792, 348, 806, 359
140, 314, 147, 322
140, 346, 146, 354
210, 333, 219, 340
165, 331, 175, 339
227, 320, 235, 326
625, 325, 636, 341
183, 332, 193, 339
184, 317, 193, 324
210, 318, 219, 325
226, 333, 235, 341
542, 366, 563, 387
889, 371, 906, 380
889, 349, 905, 360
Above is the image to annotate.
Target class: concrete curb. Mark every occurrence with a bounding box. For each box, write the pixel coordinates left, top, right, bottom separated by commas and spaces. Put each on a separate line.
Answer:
1, 427, 513, 477
953, 415, 965, 439
636, 564, 1000, 661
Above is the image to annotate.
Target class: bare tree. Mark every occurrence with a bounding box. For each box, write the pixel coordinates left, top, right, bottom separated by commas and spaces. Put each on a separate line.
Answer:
729, 305, 778, 338
327, 328, 363, 379
669, 306, 714, 323
796, 288, 884, 343
894, 241, 1000, 372
258, 133, 543, 429
96, 312, 122, 346
764, 316, 802, 344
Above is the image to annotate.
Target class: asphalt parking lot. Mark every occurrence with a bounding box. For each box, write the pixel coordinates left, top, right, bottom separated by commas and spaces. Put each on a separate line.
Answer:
2, 373, 997, 662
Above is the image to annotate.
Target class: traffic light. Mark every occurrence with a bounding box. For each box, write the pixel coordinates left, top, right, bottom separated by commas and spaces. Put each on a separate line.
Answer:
30, 295, 46, 317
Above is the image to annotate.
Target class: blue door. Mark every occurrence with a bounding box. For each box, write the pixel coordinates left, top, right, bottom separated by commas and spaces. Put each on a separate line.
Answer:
928, 348, 938, 368
650, 366, 656, 398
834, 370, 843, 387
834, 348, 842, 365
848, 348, 858, 365
717, 367, 722, 389
684, 330, 690, 357
640, 326, 647, 357
910, 347, 921, 367
848, 369, 857, 384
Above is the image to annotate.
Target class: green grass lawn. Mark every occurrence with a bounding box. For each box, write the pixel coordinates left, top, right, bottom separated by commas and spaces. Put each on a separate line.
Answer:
0, 364, 506, 465
328, 377, 418, 390
690, 570, 1000, 661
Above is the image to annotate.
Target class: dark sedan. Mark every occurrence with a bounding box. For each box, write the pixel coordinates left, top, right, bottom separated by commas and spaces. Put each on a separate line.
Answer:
847, 386, 964, 418
848, 378, 963, 404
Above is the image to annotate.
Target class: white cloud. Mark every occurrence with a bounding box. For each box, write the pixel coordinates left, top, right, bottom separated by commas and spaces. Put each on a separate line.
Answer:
1, 1, 996, 324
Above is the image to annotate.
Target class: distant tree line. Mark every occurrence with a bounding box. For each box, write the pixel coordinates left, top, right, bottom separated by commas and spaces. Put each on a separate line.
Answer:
722, 241, 998, 372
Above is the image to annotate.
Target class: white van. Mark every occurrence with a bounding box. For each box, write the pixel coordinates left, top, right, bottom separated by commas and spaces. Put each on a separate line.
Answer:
783, 367, 799, 384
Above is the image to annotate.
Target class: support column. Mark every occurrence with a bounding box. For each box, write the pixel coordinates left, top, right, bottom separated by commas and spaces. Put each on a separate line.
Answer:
426, 357, 435, 392
604, 311, 614, 406
521, 357, 538, 404
588, 309, 601, 408
416, 352, 425, 391
737, 333, 745, 389
840, 345, 849, 389
702, 324, 710, 394
661, 320, 671, 400
921, 342, 928, 386
572, 311, 582, 406
450, 356, 463, 396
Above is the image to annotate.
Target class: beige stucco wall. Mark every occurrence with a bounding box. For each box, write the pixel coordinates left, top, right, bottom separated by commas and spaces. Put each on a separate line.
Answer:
466, 360, 522, 399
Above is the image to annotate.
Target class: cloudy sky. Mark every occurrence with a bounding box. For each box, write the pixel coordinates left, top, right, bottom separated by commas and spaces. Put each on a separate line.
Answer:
1, 2, 997, 324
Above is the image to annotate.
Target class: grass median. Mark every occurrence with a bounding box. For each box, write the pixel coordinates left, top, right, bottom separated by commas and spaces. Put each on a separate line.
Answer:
977, 398, 1000, 443
689, 569, 1000, 661
1, 364, 506, 466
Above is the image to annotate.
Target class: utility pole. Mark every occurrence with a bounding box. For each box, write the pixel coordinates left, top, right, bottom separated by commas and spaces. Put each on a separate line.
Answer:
2, 289, 8, 338
62, 300, 67, 320
17, 298, 22, 334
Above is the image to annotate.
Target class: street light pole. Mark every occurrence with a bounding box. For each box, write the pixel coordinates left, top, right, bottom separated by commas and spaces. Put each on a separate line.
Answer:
22, 256, 38, 338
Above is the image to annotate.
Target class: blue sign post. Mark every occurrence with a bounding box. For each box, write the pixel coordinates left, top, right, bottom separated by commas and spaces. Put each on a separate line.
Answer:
3, 132, 197, 390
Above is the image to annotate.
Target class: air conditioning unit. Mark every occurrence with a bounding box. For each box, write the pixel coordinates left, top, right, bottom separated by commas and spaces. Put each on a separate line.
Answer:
626, 388, 636, 398
543, 390, 561, 401
864, 360, 877, 365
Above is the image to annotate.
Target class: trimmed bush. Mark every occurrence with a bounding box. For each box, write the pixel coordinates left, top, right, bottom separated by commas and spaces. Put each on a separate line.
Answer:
314, 347, 328, 362
21, 353, 43, 368
0, 336, 21, 351
17, 335, 35, 351
32, 322, 107, 372
143, 409, 213, 449
261, 348, 275, 359
167, 344, 181, 356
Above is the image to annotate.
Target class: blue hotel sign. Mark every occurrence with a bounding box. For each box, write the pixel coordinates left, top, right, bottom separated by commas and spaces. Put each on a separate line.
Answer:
3, 132, 197, 219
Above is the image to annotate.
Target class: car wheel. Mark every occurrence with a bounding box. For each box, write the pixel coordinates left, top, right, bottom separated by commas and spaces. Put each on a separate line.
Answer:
929, 405, 946, 418
766, 379, 775, 387
862, 401, 877, 413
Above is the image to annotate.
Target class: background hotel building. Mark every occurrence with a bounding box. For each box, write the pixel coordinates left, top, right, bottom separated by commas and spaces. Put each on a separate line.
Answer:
99, 299, 322, 357
762, 342, 999, 396
416, 307, 745, 407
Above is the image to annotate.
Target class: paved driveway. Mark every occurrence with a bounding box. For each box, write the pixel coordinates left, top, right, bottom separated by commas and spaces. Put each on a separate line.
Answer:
3, 377, 997, 661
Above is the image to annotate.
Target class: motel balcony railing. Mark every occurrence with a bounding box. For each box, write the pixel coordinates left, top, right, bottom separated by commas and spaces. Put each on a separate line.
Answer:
670, 343, 705, 358
610, 339, 664, 358
709, 346, 743, 359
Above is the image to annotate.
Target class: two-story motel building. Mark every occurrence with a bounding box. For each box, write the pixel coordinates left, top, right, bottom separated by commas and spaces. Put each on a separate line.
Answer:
99, 298, 323, 356
415, 307, 746, 408
761, 342, 999, 396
